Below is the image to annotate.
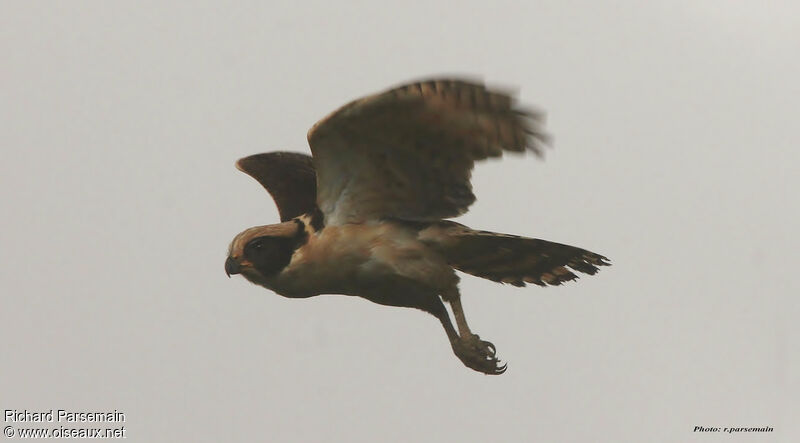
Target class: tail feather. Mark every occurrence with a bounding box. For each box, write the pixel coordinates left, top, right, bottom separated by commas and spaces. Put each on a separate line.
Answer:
420, 222, 610, 287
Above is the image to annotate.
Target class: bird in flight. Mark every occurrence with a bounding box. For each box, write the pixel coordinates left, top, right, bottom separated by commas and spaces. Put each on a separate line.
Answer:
225, 78, 609, 374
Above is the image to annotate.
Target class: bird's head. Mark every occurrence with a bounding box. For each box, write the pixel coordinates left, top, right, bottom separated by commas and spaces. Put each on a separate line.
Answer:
226, 220, 306, 284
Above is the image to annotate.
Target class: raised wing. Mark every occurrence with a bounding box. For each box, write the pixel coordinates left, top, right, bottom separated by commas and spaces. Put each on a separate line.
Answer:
236, 152, 317, 221
307, 78, 549, 225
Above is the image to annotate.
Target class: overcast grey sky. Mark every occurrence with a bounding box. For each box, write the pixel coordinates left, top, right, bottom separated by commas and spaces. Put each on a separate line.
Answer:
2, 1, 798, 442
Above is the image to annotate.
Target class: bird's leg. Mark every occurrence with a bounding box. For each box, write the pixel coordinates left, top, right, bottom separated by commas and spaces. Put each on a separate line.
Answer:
446, 291, 474, 337
442, 287, 506, 375
359, 283, 504, 374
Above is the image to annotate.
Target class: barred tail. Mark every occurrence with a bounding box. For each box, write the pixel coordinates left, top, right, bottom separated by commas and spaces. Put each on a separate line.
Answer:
420, 222, 610, 287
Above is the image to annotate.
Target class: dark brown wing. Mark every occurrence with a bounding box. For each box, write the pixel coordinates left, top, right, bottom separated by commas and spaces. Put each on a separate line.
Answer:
236, 152, 317, 221
420, 221, 610, 287
450, 235, 610, 287
307, 78, 549, 225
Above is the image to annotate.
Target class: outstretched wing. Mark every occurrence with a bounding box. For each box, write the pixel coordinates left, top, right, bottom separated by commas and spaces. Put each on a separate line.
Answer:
419, 221, 611, 287
307, 78, 548, 225
236, 152, 317, 221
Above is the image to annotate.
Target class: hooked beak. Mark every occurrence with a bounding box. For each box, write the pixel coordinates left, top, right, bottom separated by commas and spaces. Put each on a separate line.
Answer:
225, 256, 241, 277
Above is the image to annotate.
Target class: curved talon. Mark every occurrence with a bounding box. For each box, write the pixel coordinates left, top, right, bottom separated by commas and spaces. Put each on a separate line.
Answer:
453, 334, 507, 375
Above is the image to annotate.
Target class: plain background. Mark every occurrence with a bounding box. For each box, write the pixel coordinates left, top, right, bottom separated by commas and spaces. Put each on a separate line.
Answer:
2, 1, 798, 442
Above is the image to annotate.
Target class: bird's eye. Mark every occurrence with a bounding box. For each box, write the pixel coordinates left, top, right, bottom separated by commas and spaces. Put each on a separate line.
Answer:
245, 237, 270, 257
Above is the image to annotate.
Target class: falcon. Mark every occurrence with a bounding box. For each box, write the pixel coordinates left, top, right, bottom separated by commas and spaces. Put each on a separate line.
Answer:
225, 78, 610, 374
